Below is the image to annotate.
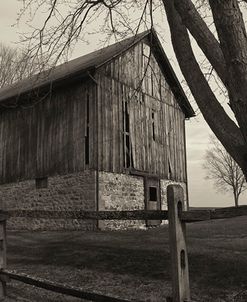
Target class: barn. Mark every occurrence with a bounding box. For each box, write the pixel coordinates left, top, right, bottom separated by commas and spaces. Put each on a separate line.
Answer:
0, 29, 194, 230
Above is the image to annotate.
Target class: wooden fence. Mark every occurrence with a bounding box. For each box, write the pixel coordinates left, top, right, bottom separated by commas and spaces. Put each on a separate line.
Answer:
0, 184, 246, 302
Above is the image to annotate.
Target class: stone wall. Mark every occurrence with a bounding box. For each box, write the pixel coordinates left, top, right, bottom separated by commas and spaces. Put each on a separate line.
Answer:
98, 172, 187, 230
0, 170, 97, 230
0, 169, 187, 231
160, 180, 187, 224
98, 172, 146, 230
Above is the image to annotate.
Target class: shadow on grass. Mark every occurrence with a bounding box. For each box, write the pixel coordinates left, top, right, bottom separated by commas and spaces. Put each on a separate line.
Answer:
6, 216, 247, 294
189, 253, 247, 288
8, 240, 171, 280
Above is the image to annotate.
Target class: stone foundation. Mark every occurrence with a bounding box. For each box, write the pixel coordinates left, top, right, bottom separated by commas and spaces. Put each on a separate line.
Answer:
0, 169, 187, 231
98, 172, 146, 230
0, 170, 97, 230
98, 171, 187, 230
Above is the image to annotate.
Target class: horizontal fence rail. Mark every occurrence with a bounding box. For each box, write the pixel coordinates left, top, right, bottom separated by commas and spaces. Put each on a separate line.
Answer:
181, 205, 247, 222
2, 205, 247, 222
5, 210, 168, 220
0, 270, 136, 302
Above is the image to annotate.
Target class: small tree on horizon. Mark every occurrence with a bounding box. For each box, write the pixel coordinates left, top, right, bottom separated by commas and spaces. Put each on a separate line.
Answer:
203, 136, 246, 207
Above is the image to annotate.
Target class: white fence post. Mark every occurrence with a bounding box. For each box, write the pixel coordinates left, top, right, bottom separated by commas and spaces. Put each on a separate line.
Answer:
167, 185, 190, 302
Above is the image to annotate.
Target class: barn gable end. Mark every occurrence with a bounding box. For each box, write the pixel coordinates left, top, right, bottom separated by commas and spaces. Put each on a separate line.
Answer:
96, 37, 188, 182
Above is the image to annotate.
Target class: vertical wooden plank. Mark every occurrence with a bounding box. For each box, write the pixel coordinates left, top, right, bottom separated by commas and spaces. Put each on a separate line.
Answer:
89, 82, 95, 169
107, 77, 112, 172
173, 106, 178, 181
144, 97, 149, 171
0, 219, 7, 298
100, 75, 105, 171
161, 101, 166, 177
122, 85, 126, 169
132, 89, 138, 169
96, 74, 102, 171
181, 111, 186, 183
0, 117, 4, 180
162, 102, 168, 178
167, 185, 190, 302
179, 111, 184, 182
80, 83, 86, 171
140, 97, 145, 171
103, 76, 109, 171
68, 88, 75, 172
118, 82, 124, 172
115, 78, 121, 172
134, 44, 139, 89
111, 78, 117, 172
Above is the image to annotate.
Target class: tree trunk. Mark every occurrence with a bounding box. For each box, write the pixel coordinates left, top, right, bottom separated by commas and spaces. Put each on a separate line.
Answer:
233, 190, 239, 207
209, 0, 247, 151
162, 0, 247, 179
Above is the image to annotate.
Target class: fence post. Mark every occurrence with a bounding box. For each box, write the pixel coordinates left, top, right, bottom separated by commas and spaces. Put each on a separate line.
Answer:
167, 185, 190, 302
0, 213, 7, 299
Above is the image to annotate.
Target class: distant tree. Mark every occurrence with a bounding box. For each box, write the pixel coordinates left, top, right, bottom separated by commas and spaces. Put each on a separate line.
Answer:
203, 136, 246, 207
0, 43, 42, 88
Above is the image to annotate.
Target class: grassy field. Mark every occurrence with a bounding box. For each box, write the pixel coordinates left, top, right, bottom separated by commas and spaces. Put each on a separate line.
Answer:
4, 216, 247, 302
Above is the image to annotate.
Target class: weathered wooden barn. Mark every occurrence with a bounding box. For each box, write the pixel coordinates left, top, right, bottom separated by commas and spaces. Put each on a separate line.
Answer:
0, 29, 194, 230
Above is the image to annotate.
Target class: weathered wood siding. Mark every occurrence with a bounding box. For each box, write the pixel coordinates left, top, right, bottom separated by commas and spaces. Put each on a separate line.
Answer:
0, 80, 96, 184
0, 39, 187, 184
96, 41, 186, 182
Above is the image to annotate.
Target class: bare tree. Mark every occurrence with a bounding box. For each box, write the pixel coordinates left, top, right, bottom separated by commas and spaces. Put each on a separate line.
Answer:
0, 43, 43, 88
16, 0, 247, 179
203, 136, 246, 207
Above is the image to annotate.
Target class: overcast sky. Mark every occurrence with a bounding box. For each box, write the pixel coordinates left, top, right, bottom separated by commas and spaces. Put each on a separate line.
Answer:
0, 1, 246, 207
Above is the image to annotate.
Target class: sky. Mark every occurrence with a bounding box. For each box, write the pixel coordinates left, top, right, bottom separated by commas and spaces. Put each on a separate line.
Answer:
0, 0, 246, 208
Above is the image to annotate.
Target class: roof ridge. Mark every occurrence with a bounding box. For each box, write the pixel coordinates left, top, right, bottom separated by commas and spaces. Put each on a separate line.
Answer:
0, 30, 152, 102
0, 28, 195, 118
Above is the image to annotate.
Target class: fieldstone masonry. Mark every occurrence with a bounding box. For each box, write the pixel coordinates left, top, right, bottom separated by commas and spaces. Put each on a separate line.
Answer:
160, 180, 187, 225
0, 170, 97, 230
98, 172, 146, 229
98, 171, 187, 230
0, 169, 187, 231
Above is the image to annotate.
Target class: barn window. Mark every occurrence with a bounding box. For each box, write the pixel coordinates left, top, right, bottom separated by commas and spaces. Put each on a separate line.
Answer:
151, 111, 156, 141
123, 100, 133, 168
151, 72, 154, 96
85, 93, 90, 165
149, 187, 157, 201
36, 177, 48, 189
168, 158, 173, 179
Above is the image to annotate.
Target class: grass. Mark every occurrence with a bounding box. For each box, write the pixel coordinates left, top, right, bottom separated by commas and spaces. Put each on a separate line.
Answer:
4, 216, 247, 302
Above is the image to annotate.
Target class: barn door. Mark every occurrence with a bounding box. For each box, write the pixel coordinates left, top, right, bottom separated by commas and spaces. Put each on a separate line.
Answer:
145, 177, 161, 227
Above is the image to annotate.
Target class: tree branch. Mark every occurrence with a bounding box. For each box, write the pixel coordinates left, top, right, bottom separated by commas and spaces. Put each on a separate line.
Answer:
174, 0, 227, 86
162, 0, 247, 170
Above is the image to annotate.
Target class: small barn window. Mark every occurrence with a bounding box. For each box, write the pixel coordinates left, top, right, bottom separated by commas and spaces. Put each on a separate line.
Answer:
36, 177, 48, 189
151, 111, 156, 141
122, 100, 133, 168
149, 187, 157, 201
168, 158, 173, 179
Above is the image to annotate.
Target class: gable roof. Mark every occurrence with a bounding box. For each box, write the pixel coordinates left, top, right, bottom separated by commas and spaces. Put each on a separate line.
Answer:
0, 29, 195, 117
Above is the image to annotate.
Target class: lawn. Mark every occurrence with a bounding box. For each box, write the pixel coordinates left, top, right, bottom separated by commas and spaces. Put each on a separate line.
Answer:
4, 216, 247, 302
